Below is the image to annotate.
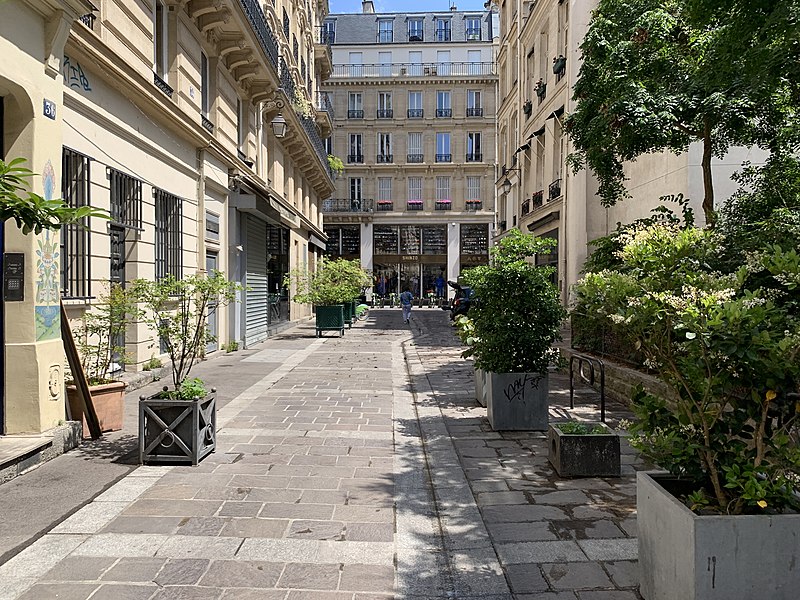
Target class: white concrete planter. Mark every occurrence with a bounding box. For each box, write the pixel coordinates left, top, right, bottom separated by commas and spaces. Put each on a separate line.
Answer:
474, 367, 487, 407
638, 471, 800, 600
486, 371, 549, 430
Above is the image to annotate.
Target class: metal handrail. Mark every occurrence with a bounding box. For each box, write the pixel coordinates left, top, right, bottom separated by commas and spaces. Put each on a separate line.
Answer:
332, 62, 496, 78
569, 353, 606, 423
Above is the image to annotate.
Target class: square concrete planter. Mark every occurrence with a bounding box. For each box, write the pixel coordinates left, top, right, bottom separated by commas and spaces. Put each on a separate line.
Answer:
486, 371, 549, 430
548, 422, 620, 477
315, 304, 345, 337
139, 391, 216, 466
474, 367, 487, 407
66, 381, 126, 439
638, 471, 800, 600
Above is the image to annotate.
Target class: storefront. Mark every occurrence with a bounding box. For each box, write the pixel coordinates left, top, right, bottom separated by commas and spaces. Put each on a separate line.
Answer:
373, 225, 448, 298
460, 224, 491, 272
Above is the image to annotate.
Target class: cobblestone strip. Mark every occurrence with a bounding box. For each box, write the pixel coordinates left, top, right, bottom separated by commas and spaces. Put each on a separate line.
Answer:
401, 337, 513, 599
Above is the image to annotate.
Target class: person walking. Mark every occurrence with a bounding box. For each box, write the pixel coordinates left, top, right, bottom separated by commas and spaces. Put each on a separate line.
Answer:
399, 288, 414, 324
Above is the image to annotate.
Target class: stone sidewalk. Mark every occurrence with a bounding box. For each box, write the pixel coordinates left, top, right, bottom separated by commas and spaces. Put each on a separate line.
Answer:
0, 309, 646, 600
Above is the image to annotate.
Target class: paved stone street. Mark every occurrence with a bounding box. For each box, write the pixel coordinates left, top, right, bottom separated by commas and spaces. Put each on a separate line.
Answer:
0, 309, 646, 600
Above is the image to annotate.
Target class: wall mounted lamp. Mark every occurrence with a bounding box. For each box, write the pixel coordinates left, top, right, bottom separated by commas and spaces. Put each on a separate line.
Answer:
271, 113, 287, 138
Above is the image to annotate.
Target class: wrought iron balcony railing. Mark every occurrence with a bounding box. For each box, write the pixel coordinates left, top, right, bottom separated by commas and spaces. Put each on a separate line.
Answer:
407, 109, 424, 118
465, 200, 483, 211
521, 199, 531, 216
435, 154, 451, 163
239, 0, 279, 71
376, 200, 394, 211
347, 154, 364, 163
435, 200, 452, 210
407, 154, 424, 163
201, 115, 214, 133
376, 154, 393, 163
347, 109, 364, 119
316, 91, 334, 118
532, 190, 544, 209
154, 72, 173, 98
79, 13, 96, 30
549, 178, 562, 200
332, 62, 496, 78
466, 153, 482, 162
407, 201, 424, 211
466, 107, 484, 117
436, 108, 452, 118
376, 109, 393, 118
322, 198, 374, 213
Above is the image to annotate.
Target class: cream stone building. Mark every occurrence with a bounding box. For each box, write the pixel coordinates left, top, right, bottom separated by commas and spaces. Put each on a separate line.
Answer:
1, 0, 334, 435
320, 2, 498, 299
495, 0, 766, 304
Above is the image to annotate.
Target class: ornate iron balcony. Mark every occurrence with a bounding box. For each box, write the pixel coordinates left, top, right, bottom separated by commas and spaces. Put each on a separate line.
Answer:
466, 107, 483, 117
407, 109, 424, 118
435, 200, 452, 210
376, 200, 394, 212
435, 154, 451, 163
348, 109, 364, 118
347, 154, 364, 163
407, 154, 424, 163
436, 108, 452, 118
376, 109, 394, 118
154, 72, 173, 97
322, 198, 374, 212
466, 153, 482, 162
376, 154, 394, 163
549, 179, 562, 200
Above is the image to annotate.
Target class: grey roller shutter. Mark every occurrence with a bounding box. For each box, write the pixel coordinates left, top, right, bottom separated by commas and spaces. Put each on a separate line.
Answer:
245, 215, 269, 346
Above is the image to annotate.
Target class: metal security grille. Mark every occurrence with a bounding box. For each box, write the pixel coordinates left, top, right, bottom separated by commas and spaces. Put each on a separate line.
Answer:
61, 148, 92, 298
154, 188, 182, 280
108, 168, 142, 229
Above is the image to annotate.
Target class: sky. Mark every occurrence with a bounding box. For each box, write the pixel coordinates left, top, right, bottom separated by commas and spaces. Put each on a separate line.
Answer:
329, 0, 489, 14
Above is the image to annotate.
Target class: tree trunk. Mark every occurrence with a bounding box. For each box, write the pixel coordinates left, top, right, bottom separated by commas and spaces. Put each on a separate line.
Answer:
701, 117, 716, 226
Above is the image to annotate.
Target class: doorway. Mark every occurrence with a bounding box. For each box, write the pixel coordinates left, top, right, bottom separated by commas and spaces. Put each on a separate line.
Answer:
206, 251, 218, 353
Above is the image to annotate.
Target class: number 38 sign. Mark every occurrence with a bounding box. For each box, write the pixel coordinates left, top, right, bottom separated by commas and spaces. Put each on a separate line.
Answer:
43, 99, 56, 120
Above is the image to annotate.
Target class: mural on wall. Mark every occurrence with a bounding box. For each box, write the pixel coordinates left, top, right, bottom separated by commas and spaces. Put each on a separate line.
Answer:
35, 160, 61, 341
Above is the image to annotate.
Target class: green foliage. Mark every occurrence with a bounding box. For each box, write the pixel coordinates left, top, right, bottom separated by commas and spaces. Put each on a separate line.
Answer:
177, 377, 207, 400
327, 154, 344, 175
454, 315, 476, 347
462, 230, 566, 375
286, 258, 370, 306
555, 422, 608, 435
132, 271, 241, 390
74, 283, 141, 385
566, 0, 800, 224
0, 158, 108, 234
223, 340, 239, 353
579, 223, 800, 514
142, 355, 163, 371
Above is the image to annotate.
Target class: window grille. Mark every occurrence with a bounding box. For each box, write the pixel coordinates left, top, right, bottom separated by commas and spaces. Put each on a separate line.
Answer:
154, 188, 182, 280
60, 147, 92, 298
108, 168, 143, 229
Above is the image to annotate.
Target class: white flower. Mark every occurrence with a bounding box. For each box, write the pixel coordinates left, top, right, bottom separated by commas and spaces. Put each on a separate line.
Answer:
686, 332, 696, 340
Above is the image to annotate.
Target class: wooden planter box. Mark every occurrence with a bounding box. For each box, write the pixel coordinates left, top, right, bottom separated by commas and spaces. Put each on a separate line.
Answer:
67, 381, 126, 439
315, 304, 345, 337
548, 422, 620, 477
638, 472, 800, 600
486, 371, 549, 431
139, 391, 216, 465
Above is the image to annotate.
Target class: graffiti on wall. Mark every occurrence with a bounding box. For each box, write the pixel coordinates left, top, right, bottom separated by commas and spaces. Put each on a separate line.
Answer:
35, 160, 61, 341
63, 55, 92, 92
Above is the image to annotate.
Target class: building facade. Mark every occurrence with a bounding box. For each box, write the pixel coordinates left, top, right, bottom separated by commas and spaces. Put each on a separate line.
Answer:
320, 2, 498, 300
495, 0, 765, 304
1, 0, 334, 435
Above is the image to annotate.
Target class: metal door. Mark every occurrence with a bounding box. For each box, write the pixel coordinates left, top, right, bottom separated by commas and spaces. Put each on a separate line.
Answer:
244, 216, 268, 346
109, 224, 126, 370
206, 252, 218, 353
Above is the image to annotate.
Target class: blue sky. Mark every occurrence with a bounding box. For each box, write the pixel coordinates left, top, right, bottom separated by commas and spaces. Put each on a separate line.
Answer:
329, 0, 488, 14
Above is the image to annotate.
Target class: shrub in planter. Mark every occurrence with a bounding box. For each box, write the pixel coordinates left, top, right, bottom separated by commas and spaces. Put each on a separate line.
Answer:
68, 282, 140, 438
578, 221, 800, 598
548, 421, 620, 477
463, 230, 566, 430
132, 271, 240, 465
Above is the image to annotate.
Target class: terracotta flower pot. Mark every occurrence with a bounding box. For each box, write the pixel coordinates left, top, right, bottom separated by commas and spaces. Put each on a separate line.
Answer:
66, 380, 126, 439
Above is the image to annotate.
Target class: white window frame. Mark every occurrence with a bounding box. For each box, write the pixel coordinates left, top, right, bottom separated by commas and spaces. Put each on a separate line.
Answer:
466, 176, 481, 200
200, 52, 209, 116
378, 177, 392, 201
436, 91, 451, 110
378, 133, 392, 156
349, 92, 363, 110
467, 89, 482, 109
378, 91, 393, 111
408, 91, 422, 110
467, 132, 482, 156
436, 133, 450, 155
350, 177, 362, 200
408, 177, 423, 201
435, 176, 450, 201
378, 19, 393, 42
407, 132, 422, 155
349, 133, 363, 156
408, 18, 423, 41
154, 0, 168, 77
466, 17, 482, 40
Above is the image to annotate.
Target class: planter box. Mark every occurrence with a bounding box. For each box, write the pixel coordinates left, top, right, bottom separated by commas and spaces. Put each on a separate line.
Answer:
548, 422, 620, 477
315, 304, 345, 337
474, 367, 487, 407
486, 371, 549, 430
67, 381, 126, 439
638, 471, 800, 600
139, 392, 216, 465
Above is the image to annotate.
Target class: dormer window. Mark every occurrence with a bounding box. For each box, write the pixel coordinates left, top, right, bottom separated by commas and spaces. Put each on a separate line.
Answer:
378, 20, 393, 43
408, 18, 423, 42
435, 18, 451, 42
466, 17, 481, 40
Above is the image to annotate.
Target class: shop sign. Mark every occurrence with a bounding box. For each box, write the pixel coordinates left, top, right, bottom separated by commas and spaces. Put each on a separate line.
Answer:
269, 197, 299, 226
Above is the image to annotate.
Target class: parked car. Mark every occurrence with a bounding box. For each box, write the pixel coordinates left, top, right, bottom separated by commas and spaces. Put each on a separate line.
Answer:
446, 280, 475, 320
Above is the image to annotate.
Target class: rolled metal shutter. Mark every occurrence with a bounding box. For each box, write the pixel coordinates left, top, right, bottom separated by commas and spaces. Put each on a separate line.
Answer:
245, 215, 269, 346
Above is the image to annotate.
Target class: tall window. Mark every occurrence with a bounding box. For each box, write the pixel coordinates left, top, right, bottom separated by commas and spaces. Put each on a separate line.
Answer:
467, 50, 482, 75
408, 18, 423, 41
435, 18, 451, 42
324, 136, 332, 155
378, 19, 393, 43
349, 51, 362, 77
378, 133, 392, 161
436, 50, 451, 75
322, 20, 335, 44
436, 133, 451, 161
466, 176, 481, 200
436, 91, 451, 117
466, 17, 481, 40
467, 132, 482, 160
378, 177, 392, 201
378, 51, 392, 77
237, 99, 245, 150
154, 0, 168, 77
467, 89, 483, 116
378, 92, 392, 111
408, 50, 422, 75
61, 148, 92, 298
407, 132, 422, 159
435, 176, 450, 200
155, 189, 182, 280
349, 177, 362, 200
408, 177, 422, 200
108, 168, 142, 229
200, 52, 209, 117
408, 91, 423, 117
348, 133, 363, 162
348, 92, 363, 118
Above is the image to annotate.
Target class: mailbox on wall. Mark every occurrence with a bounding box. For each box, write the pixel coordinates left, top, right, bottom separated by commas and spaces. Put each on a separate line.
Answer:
3, 253, 24, 301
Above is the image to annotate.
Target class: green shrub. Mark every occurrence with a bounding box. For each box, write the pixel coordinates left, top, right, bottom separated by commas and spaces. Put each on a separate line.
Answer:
223, 340, 239, 353
286, 258, 370, 306
142, 355, 163, 371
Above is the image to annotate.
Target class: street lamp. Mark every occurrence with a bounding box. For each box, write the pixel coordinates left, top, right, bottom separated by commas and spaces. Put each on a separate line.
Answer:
501, 166, 520, 195
502, 178, 512, 195
271, 113, 287, 138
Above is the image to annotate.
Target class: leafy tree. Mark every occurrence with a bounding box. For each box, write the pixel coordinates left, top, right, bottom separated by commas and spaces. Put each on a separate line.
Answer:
286, 258, 369, 306
566, 0, 800, 225
0, 158, 107, 234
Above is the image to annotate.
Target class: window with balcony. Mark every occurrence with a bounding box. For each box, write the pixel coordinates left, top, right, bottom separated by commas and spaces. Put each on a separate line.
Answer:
200, 52, 212, 131
378, 51, 392, 77
436, 50, 451, 75
407, 132, 423, 162
60, 147, 92, 298
435, 176, 451, 210
377, 133, 393, 163
466, 132, 482, 162
436, 91, 451, 118
154, 1, 168, 78
435, 18, 451, 42
407, 91, 423, 118
155, 188, 182, 280
350, 177, 362, 202
378, 19, 393, 43
467, 89, 483, 117
466, 176, 482, 211
407, 177, 423, 211
348, 51, 363, 77
408, 18, 423, 42
466, 17, 482, 40
348, 92, 363, 118
436, 133, 451, 162
348, 134, 363, 163
377, 91, 393, 118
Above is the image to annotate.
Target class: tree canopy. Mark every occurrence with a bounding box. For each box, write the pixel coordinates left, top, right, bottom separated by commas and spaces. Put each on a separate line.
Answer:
566, 0, 800, 225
